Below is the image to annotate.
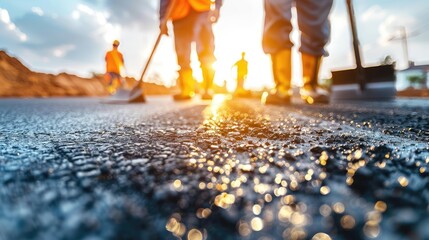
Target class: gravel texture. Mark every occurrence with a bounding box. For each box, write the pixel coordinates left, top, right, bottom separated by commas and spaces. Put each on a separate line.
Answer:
0, 96, 428, 240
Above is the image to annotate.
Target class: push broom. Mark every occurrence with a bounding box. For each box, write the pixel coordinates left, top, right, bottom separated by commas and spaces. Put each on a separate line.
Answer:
330, 0, 396, 102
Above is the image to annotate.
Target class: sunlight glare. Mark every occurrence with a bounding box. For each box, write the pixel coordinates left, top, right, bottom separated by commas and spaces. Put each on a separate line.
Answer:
208, 94, 228, 121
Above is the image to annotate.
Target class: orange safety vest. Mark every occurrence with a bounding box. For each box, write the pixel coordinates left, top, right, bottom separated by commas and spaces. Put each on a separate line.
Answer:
171, 0, 213, 20
105, 50, 124, 74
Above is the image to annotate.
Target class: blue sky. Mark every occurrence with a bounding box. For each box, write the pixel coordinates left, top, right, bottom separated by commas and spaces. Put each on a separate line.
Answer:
1, 0, 429, 89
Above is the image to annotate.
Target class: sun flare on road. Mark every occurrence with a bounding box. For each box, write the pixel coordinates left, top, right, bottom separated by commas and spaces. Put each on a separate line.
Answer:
203, 94, 230, 122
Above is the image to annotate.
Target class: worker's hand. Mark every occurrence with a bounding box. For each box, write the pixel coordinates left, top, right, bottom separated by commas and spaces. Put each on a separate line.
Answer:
159, 20, 169, 36
209, 9, 220, 23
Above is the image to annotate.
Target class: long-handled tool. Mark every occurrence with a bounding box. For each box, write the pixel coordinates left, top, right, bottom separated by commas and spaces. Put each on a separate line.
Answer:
108, 0, 177, 103
128, 33, 163, 103
330, 0, 396, 102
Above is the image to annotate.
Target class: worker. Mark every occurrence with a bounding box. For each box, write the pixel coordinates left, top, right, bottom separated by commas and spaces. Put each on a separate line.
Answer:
262, 0, 333, 105
232, 52, 249, 97
105, 40, 125, 93
159, 0, 223, 101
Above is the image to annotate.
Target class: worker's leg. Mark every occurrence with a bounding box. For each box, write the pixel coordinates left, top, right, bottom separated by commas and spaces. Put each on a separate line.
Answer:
296, 0, 332, 57
107, 72, 115, 85
107, 72, 121, 93
296, 0, 333, 104
195, 10, 216, 99
113, 73, 123, 88
172, 14, 197, 100
262, 0, 294, 54
237, 76, 244, 92
105, 72, 115, 94
262, 0, 294, 105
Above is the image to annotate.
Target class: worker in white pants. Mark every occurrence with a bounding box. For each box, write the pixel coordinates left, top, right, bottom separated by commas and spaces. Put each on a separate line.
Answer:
263, 0, 333, 105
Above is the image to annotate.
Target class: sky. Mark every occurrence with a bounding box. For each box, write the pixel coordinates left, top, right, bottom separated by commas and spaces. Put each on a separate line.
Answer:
1, 0, 429, 90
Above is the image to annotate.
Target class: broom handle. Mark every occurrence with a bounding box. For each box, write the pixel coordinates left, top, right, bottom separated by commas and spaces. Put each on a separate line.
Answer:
346, 0, 362, 69
346, 0, 366, 90
138, 0, 178, 84
138, 33, 162, 83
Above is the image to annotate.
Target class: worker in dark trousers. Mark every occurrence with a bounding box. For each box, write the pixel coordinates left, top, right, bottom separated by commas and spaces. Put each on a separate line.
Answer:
159, 0, 223, 101
263, 0, 333, 105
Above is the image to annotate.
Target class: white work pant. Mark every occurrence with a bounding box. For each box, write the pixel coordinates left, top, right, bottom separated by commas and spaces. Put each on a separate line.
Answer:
262, 0, 333, 56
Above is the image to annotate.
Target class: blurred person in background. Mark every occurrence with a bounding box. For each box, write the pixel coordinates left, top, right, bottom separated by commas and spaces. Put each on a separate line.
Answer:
104, 40, 125, 93
232, 52, 249, 97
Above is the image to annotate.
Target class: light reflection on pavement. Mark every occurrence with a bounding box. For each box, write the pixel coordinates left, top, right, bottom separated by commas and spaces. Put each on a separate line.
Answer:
0, 96, 428, 240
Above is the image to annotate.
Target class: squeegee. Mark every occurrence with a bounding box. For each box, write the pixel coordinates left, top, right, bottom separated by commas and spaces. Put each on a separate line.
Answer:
330, 0, 396, 102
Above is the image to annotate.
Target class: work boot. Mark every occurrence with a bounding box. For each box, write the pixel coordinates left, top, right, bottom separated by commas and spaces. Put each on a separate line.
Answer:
173, 94, 193, 101
300, 53, 329, 104
233, 88, 251, 98
201, 66, 215, 100
201, 92, 213, 100
264, 49, 292, 105
173, 69, 195, 101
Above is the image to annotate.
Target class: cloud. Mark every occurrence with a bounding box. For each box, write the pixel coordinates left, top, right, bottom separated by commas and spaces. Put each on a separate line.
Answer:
52, 44, 76, 58
84, 0, 158, 30
31, 7, 44, 16
378, 15, 417, 46
361, 5, 387, 22
7, 4, 120, 75
0, 8, 27, 43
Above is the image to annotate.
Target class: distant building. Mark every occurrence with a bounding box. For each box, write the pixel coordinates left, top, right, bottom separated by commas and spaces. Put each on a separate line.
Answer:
396, 63, 429, 90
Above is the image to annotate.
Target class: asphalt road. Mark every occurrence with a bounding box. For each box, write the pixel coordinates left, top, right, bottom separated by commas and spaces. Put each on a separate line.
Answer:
0, 96, 428, 240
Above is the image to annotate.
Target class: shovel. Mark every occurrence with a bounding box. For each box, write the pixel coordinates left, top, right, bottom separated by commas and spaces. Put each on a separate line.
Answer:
107, 0, 177, 103
330, 0, 396, 102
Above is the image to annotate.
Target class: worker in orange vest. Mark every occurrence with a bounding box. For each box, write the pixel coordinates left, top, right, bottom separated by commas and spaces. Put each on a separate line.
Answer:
105, 40, 125, 93
159, 0, 223, 101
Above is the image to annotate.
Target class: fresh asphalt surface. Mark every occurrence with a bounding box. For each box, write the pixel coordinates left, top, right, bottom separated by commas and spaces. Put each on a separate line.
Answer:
0, 96, 428, 240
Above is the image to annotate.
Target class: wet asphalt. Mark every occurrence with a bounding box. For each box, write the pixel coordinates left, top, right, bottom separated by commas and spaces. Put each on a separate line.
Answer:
0, 96, 428, 240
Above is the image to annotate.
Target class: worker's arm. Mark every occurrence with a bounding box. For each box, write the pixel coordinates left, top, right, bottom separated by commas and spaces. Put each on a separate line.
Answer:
159, 0, 169, 35
215, 0, 223, 10
232, 61, 238, 69
159, 0, 169, 22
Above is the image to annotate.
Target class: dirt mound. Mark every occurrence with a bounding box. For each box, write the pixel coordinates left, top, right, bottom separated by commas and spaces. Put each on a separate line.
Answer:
0, 51, 172, 97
